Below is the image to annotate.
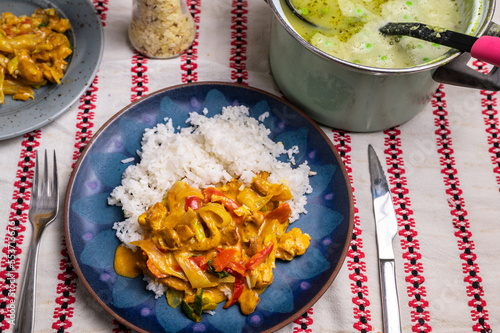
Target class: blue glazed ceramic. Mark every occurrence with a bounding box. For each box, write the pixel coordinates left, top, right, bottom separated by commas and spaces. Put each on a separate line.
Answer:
64, 82, 354, 333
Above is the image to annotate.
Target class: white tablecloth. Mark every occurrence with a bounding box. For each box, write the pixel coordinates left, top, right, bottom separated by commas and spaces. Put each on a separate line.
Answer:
0, 1, 500, 332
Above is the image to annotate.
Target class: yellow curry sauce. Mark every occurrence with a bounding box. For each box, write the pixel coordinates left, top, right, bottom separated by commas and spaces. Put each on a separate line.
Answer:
0, 8, 72, 103
114, 173, 311, 321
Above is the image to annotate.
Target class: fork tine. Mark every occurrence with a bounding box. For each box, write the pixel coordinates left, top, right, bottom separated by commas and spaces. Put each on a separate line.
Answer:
32, 151, 39, 198
53, 151, 58, 199
43, 149, 49, 196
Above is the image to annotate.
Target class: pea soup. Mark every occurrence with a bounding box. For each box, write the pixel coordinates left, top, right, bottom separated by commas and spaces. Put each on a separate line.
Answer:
284, 0, 462, 68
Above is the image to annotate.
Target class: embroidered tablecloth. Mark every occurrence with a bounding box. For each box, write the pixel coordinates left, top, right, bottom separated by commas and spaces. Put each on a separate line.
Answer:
0, 1, 499, 332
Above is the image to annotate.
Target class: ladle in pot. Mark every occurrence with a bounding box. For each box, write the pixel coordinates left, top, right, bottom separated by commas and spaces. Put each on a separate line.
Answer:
283, 3, 500, 68
284, 0, 321, 27
380, 22, 500, 67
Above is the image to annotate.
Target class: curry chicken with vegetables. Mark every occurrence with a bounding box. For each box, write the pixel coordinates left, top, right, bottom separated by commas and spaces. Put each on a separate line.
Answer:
0, 8, 72, 103
114, 172, 311, 321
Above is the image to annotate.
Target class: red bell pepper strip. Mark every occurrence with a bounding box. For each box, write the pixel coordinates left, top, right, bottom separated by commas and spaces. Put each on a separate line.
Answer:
203, 187, 244, 223
203, 187, 240, 211
189, 255, 208, 271
147, 259, 168, 278
245, 242, 274, 270
225, 260, 247, 278
185, 195, 201, 211
202, 187, 224, 203
264, 203, 292, 224
211, 248, 238, 272
223, 277, 245, 309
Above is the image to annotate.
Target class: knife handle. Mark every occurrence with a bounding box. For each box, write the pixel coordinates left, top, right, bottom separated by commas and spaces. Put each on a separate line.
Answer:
380, 259, 402, 333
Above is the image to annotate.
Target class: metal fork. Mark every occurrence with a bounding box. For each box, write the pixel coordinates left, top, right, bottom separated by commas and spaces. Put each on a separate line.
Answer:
14, 150, 59, 333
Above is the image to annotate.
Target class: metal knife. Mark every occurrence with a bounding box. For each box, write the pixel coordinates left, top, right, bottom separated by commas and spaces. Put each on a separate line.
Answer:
368, 145, 402, 333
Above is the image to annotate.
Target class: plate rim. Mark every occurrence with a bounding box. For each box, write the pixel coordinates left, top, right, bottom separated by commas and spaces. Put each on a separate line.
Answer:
64, 81, 354, 333
0, 0, 104, 140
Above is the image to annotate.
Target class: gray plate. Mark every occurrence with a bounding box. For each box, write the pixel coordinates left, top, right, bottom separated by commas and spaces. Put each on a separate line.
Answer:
0, 0, 103, 140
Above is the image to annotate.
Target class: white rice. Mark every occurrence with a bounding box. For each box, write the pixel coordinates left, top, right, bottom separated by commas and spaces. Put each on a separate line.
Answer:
109, 105, 312, 246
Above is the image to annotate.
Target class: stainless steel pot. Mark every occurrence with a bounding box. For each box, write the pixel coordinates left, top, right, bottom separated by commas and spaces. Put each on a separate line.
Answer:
267, 0, 500, 132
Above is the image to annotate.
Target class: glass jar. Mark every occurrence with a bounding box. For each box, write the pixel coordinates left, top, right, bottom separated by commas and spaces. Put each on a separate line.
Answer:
128, 0, 196, 59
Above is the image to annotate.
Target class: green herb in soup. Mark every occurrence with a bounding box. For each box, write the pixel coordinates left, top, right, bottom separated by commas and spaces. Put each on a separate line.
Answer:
284, 0, 462, 68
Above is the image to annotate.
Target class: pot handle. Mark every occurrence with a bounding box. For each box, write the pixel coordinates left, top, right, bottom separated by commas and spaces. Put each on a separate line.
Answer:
432, 22, 500, 91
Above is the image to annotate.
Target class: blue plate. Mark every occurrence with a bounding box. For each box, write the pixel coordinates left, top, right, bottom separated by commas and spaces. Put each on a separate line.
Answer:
64, 82, 354, 333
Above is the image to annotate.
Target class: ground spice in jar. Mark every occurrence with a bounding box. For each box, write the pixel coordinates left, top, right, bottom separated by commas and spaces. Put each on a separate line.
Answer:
128, 0, 196, 58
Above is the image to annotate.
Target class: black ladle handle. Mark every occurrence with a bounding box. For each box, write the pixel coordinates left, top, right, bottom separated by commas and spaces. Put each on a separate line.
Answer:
381, 22, 500, 70
284, 0, 320, 27
379, 23, 478, 52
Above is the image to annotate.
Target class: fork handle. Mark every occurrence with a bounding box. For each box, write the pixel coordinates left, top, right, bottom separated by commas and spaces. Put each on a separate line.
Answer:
14, 233, 41, 333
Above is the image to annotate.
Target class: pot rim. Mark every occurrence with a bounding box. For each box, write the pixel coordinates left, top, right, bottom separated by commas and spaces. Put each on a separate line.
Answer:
268, 0, 497, 75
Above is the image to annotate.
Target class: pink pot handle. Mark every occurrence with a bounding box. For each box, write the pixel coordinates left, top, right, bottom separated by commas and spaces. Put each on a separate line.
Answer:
471, 36, 500, 67
433, 22, 500, 91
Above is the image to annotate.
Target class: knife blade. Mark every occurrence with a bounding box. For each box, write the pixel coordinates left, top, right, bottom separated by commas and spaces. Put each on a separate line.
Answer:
368, 145, 402, 333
